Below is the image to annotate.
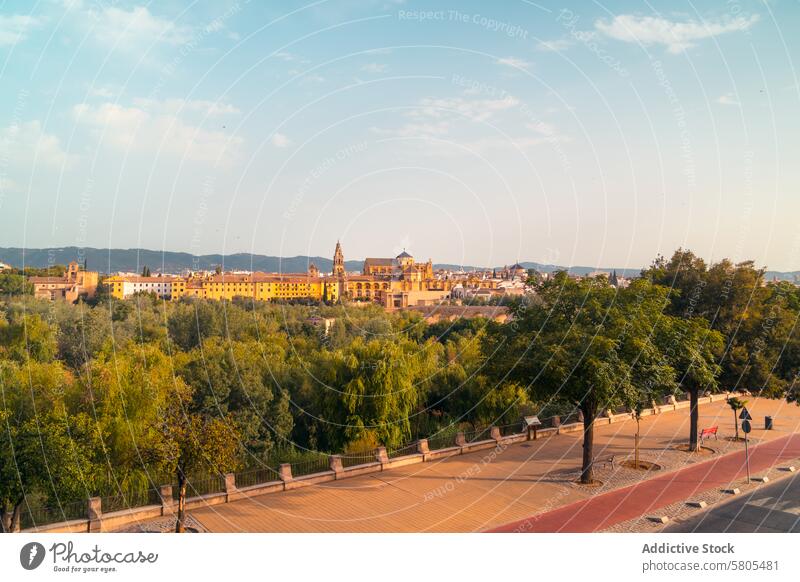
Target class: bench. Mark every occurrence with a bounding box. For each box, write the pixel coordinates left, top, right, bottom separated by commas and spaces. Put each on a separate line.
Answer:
592, 454, 615, 469
700, 426, 718, 442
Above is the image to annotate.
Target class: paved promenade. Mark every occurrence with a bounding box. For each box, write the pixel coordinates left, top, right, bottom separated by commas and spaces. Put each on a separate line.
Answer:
186, 398, 800, 533
490, 433, 800, 532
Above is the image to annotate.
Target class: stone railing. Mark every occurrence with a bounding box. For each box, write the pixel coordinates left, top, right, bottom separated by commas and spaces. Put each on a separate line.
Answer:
21, 392, 731, 533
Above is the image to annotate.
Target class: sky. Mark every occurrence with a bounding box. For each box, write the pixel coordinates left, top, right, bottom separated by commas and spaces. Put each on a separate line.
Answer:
0, 0, 799, 270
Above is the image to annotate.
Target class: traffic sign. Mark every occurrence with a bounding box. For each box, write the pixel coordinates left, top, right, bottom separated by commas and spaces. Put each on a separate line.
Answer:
742, 419, 752, 434
739, 407, 752, 421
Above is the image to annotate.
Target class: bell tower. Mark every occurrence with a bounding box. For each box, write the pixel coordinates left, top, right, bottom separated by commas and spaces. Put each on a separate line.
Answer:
332, 241, 345, 277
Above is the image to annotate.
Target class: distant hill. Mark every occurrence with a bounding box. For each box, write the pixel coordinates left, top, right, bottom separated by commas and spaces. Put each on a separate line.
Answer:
0, 247, 361, 275
0, 247, 797, 281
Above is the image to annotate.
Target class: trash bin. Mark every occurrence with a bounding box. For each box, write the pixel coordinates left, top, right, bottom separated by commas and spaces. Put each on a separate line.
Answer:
765, 416, 774, 430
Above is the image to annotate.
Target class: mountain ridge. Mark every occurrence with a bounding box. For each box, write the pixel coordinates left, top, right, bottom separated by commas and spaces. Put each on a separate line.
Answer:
1, 247, 797, 281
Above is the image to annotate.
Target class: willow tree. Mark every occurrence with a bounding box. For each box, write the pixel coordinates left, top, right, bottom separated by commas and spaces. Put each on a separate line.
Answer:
311, 336, 442, 450
0, 359, 100, 532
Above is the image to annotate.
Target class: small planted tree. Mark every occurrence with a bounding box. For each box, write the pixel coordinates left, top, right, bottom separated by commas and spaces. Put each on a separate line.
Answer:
666, 318, 724, 451
633, 401, 644, 468
727, 397, 747, 440
154, 379, 241, 533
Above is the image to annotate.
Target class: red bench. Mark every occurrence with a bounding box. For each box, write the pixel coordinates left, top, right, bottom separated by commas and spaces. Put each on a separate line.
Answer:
700, 426, 718, 442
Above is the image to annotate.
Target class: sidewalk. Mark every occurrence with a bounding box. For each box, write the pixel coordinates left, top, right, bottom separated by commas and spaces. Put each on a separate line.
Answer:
127, 397, 800, 532
488, 433, 800, 533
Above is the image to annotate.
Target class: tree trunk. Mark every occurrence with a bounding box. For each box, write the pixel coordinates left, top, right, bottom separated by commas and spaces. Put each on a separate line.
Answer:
580, 400, 596, 484
0, 506, 10, 533
688, 387, 699, 451
733, 409, 739, 440
11, 502, 21, 532
1, 501, 22, 533
175, 471, 187, 533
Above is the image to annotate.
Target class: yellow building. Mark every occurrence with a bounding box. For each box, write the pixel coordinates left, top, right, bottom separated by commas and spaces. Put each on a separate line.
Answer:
100, 243, 453, 309
254, 274, 338, 302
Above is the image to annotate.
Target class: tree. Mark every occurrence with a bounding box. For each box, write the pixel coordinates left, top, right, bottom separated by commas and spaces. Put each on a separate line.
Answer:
141, 266, 151, 277
665, 318, 723, 451
486, 274, 696, 483
727, 397, 747, 440
0, 359, 100, 532
153, 379, 241, 532
310, 336, 441, 450
0, 313, 58, 364
179, 338, 293, 462
488, 274, 637, 483
167, 300, 223, 350
0, 273, 33, 296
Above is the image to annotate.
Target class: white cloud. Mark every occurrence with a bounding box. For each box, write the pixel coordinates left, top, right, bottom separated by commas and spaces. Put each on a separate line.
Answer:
271, 132, 290, 148
273, 51, 309, 63
535, 39, 573, 52
595, 14, 759, 53
409, 96, 520, 123
717, 93, 740, 106
371, 122, 450, 138
361, 63, 388, 73
0, 121, 75, 168
294, 72, 325, 84
88, 86, 116, 99
86, 5, 192, 50
132, 98, 240, 116
526, 121, 558, 136
72, 102, 241, 163
496, 56, 530, 69
0, 14, 40, 46
417, 134, 569, 159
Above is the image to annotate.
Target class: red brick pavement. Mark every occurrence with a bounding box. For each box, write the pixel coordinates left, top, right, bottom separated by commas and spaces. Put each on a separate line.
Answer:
488, 433, 800, 533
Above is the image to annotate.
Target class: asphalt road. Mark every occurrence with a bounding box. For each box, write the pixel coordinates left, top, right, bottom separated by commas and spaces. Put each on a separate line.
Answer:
666, 472, 800, 533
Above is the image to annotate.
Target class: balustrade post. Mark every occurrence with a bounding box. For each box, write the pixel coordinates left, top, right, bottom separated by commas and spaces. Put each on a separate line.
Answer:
225, 473, 240, 502
87, 497, 102, 533
329, 455, 344, 478
159, 485, 175, 515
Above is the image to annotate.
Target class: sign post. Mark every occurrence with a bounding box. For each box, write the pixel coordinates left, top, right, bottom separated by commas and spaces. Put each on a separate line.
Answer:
740, 407, 753, 483
523, 416, 542, 441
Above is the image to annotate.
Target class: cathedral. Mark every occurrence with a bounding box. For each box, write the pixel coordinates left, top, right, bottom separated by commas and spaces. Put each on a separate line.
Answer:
331, 242, 450, 308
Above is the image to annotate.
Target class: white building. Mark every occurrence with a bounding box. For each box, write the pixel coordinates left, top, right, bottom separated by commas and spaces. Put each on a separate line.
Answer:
106, 275, 182, 299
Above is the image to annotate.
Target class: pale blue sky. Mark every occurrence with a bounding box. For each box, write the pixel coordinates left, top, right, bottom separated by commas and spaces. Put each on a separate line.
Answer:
1, 0, 798, 270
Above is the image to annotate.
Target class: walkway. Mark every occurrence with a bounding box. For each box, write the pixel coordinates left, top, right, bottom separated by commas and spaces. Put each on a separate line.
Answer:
184, 398, 800, 532
489, 433, 800, 532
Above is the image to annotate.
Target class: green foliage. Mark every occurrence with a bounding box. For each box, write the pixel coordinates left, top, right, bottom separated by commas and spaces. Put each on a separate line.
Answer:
310, 336, 441, 449
0, 273, 33, 296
